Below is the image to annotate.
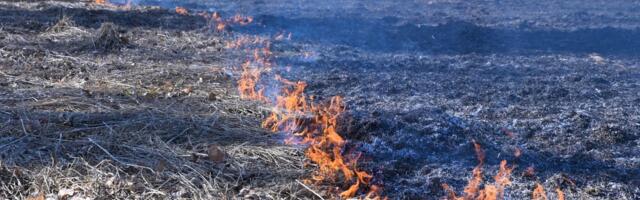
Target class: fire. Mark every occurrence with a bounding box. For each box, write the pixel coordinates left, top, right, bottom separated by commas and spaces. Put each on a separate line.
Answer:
199, 12, 255, 32
226, 12, 382, 198
225, 35, 267, 49
237, 61, 266, 101
175, 7, 188, 15
261, 79, 382, 198
216, 23, 227, 31
556, 188, 564, 200
532, 183, 548, 200
93, 0, 132, 9
233, 14, 254, 25
442, 142, 513, 200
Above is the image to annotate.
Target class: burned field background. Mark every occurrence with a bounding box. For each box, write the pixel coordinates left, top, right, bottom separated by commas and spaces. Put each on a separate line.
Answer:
1, 0, 639, 199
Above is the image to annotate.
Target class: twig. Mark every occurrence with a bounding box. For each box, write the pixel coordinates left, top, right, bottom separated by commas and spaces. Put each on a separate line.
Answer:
0, 136, 25, 151
296, 179, 325, 200
88, 137, 156, 173
19, 117, 29, 136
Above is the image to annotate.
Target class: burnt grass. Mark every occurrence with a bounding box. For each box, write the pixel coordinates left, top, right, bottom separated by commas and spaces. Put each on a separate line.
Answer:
1, 0, 640, 200
254, 0, 640, 199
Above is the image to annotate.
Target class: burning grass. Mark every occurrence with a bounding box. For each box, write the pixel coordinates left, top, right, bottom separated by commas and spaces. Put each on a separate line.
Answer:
3, 0, 639, 199
230, 17, 384, 199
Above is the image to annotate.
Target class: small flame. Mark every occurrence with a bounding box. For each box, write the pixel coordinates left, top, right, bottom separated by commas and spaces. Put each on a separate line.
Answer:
233, 14, 254, 25
556, 188, 565, 200
532, 183, 548, 200
443, 142, 513, 200
175, 7, 188, 15
93, 0, 132, 9
514, 148, 522, 158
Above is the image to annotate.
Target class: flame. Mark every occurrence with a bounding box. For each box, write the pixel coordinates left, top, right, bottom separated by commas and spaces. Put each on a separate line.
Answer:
233, 14, 254, 25
175, 7, 188, 15
443, 142, 513, 200
237, 61, 266, 101
225, 36, 267, 49
532, 183, 548, 200
258, 66, 380, 199
199, 12, 254, 32
93, 0, 132, 9
228, 15, 382, 198
555, 188, 564, 200
262, 85, 379, 198
216, 23, 226, 31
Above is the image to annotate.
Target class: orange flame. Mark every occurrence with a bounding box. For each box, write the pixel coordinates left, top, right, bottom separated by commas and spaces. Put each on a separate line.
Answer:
175, 7, 188, 15
233, 14, 254, 25
556, 188, 565, 200
94, 0, 107, 4
259, 76, 381, 198
230, 20, 382, 198
216, 23, 226, 31
198, 12, 255, 32
443, 142, 513, 200
532, 183, 548, 200
237, 61, 266, 101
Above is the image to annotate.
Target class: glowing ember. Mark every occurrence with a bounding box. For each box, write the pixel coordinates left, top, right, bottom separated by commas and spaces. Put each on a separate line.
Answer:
175, 7, 188, 15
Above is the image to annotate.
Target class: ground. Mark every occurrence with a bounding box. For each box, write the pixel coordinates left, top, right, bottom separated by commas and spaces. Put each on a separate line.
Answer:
0, 0, 639, 200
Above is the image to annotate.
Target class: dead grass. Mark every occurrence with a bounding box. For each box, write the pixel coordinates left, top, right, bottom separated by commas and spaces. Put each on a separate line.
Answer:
0, 1, 318, 199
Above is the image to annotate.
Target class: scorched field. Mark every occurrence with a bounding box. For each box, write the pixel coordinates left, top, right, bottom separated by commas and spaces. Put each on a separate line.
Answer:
0, 0, 638, 200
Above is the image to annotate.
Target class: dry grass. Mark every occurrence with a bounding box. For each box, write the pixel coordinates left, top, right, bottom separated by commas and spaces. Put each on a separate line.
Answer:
0, 1, 319, 199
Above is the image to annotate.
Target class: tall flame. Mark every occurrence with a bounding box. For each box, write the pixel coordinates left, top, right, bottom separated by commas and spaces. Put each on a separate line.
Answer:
228, 13, 383, 198
237, 61, 266, 101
